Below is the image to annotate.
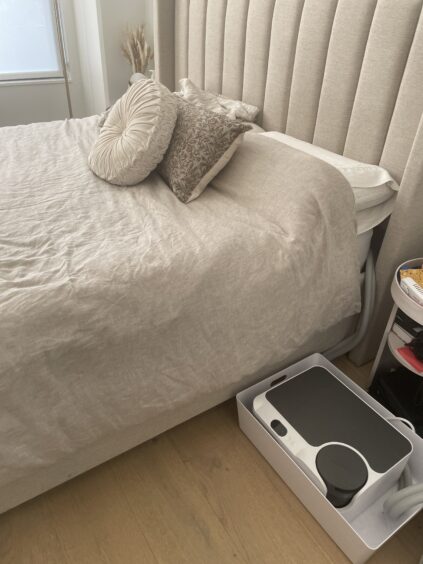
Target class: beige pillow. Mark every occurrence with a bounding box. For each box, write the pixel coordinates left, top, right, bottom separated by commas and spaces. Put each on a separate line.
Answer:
177, 78, 259, 122
89, 79, 177, 186
158, 98, 251, 203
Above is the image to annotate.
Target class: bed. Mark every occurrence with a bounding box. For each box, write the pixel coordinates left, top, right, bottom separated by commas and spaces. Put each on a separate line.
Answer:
1, 0, 422, 513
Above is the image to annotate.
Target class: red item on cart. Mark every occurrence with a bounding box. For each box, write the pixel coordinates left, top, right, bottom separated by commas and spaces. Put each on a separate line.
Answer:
398, 346, 423, 374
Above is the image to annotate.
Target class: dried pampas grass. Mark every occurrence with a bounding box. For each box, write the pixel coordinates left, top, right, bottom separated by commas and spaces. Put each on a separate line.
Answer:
121, 25, 153, 75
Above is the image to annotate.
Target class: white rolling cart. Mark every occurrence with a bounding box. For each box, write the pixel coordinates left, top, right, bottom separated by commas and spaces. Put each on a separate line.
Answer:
369, 258, 423, 437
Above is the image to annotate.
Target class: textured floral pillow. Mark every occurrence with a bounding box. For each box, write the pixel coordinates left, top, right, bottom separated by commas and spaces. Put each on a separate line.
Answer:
158, 98, 251, 203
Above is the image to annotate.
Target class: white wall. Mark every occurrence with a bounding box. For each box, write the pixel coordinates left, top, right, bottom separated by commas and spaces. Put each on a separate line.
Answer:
0, 0, 86, 127
0, 81, 68, 127
0, 0, 154, 126
72, 0, 108, 115
144, 0, 154, 47
98, 0, 153, 105
71, 0, 154, 113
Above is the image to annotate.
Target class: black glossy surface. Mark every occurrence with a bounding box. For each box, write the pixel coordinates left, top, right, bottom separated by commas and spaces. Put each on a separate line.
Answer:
265, 367, 412, 473
270, 419, 287, 436
316, 444, 368, 508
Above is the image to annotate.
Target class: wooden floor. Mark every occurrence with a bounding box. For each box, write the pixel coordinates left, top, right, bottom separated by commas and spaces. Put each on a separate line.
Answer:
0, 357, 422, 563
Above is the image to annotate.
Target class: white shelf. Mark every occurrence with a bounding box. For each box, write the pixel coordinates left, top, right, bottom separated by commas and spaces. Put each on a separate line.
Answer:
371, 257, 423, 385
387, 331, 423, 378
391, 258, 423, 326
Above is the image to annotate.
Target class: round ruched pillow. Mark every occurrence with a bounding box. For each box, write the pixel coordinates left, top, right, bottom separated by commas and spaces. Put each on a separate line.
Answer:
89, 79, 177, 185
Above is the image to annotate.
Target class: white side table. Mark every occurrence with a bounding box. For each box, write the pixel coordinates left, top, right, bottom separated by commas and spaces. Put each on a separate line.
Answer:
369, 258, 423, 435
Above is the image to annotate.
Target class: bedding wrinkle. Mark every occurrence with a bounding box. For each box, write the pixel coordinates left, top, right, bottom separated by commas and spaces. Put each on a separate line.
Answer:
0, 117, 359, 487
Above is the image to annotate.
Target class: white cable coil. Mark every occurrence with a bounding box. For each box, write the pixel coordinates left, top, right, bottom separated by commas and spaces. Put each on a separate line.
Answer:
384, 457, 423, 563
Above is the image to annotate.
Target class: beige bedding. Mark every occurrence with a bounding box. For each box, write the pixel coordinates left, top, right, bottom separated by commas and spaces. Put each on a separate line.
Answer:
0, 117, 360, 499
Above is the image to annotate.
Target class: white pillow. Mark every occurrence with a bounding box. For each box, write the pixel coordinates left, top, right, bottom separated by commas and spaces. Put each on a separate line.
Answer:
177, 78, 259, 122
262, 131, 399, 234
89, 79, 177, 186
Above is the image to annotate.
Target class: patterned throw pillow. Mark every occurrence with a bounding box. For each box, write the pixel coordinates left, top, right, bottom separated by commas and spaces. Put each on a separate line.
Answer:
158, 98, 251, 203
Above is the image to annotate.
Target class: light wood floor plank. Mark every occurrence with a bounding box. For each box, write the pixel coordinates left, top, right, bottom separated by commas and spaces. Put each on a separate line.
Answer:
169, 401, 348, 563
0, 495, 71, 564
44, 461, 158, 564
110, 433, 244, 563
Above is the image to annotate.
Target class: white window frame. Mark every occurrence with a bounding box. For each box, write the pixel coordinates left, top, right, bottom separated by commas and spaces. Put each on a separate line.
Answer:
0, 0, 65, 82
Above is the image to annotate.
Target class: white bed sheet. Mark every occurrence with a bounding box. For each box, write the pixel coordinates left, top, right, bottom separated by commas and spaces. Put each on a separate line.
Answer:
261, 131, 397, 235
0, 117, 361, 506
245, 128, 390, 268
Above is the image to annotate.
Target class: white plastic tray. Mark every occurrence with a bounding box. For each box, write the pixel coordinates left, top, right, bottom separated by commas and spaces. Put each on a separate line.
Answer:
236, 353, 423, 563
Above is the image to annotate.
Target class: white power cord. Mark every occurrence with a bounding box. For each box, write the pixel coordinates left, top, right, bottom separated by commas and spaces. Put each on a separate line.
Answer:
387, 416, 416, 434
383, 418, 422, 562
384, 481, 423, 519
383, 438, 422, 563
384, 473, 423, 563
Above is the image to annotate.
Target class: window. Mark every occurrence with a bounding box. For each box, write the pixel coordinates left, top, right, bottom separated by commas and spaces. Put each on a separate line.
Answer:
0, 0, 62, 81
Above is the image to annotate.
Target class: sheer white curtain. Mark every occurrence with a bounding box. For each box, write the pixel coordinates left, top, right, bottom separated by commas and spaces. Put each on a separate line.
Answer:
0, 0, 61, 80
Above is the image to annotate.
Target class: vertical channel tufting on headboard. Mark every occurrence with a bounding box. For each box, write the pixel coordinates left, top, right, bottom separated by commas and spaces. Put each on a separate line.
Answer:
284, 0, 338, 142
188, 0, 208, 88
380, 7, 423, 182
262, 0, 305, 132
174, 0, 189, 83
204, 0, 227, 94
221, 0, 249, 100
343, 0, 422, 167
154, 0, 423, 362
159, 0, 423, 179
241, 0, 276, 119
312, 0, 378, 155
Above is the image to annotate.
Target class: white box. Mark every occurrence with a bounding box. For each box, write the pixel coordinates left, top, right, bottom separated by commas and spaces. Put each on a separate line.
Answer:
236, 353, 423, 563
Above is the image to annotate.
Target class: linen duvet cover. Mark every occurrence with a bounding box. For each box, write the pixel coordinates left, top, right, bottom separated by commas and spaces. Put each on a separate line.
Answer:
0, 117, 360, 503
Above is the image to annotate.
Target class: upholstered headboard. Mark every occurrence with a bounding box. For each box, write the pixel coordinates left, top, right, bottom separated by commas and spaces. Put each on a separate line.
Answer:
154, 0, 423, 363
